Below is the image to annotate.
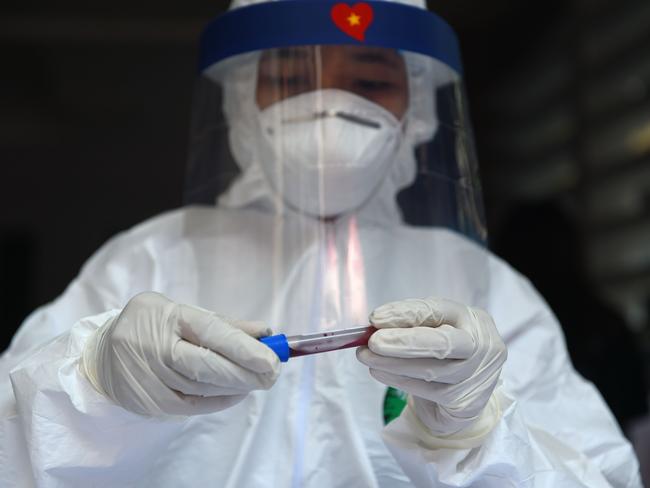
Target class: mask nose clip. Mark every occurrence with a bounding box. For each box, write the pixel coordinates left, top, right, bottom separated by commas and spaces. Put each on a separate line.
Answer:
333, 112, 381, 129
277, 109, 381, 129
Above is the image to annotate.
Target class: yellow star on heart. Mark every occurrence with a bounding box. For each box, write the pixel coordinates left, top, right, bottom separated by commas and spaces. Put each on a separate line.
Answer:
347, 12, 361, 26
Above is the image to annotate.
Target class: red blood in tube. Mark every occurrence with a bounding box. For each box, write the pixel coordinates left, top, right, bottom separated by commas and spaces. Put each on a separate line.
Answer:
289, 326, 377, 358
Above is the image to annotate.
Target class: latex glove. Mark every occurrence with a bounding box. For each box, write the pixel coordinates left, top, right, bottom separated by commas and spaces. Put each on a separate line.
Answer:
80, 292, 280, 417
357, 297, 507, 447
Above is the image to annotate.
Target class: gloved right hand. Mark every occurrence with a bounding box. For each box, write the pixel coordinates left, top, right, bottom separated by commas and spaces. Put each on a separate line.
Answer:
80, 292, 280, 417
357, 298, 507, 448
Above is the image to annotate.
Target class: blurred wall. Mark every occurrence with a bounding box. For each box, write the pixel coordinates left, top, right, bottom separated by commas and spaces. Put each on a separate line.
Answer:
476, 0, 650, 334
1, 1, 228, 348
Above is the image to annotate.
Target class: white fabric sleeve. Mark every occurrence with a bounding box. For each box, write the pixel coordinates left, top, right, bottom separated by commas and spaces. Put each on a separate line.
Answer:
0, 213, 185, 487
6, 312, 186, 488
381, 262, 642, 487
383, 372, 640, 487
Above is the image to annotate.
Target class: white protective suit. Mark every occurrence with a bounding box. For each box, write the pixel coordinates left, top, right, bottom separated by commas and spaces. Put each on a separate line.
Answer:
0, 207, 642, 487
0, 0, 643, 485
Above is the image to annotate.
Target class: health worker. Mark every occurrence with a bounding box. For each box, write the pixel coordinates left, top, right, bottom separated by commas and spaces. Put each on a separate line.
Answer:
0, 0, 642, 486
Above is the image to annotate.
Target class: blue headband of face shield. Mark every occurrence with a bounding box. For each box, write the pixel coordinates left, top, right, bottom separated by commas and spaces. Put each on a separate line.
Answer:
198, 0, 463, 75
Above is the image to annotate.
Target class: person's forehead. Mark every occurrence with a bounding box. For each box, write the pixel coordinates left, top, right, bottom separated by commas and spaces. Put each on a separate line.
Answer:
259, 45, 404, 68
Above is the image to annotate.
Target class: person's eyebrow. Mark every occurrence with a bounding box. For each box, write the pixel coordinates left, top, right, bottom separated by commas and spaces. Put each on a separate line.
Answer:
349, 51, 401, 70
258, 48, 311, 68
273, 47, 311, 59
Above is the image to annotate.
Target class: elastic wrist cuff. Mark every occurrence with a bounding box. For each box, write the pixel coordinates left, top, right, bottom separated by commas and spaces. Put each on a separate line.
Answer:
404, 388, 505, 450
78, 316, 117, 398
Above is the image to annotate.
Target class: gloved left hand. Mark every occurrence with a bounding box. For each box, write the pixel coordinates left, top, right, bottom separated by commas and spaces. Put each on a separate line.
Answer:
80, 292, 280, 417
356, 297, 507, 447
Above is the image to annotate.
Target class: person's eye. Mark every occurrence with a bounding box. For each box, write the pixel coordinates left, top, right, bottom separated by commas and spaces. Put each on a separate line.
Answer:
284, 76, 310, 87
354, 79, 396, 91
262, 74, 310, 87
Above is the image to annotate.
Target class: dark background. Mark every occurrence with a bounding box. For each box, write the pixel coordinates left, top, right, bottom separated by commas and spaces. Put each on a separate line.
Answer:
2, 0, 649, 468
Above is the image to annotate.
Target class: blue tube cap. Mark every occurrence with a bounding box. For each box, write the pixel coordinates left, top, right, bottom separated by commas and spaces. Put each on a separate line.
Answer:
259, 334, 290, 362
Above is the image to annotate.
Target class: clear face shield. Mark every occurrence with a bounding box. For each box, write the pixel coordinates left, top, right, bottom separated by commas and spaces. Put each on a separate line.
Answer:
182, 1, 489, 346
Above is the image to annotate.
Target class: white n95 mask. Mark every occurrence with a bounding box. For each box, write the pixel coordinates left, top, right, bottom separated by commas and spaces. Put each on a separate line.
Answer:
256, 89, 404, 218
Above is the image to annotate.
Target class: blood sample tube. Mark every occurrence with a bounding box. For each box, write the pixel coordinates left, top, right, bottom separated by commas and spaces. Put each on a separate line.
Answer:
260, 326, 376, 362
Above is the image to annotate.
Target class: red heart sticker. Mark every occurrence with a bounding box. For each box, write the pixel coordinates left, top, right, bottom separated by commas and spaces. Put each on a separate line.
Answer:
331, 3, 374, 42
